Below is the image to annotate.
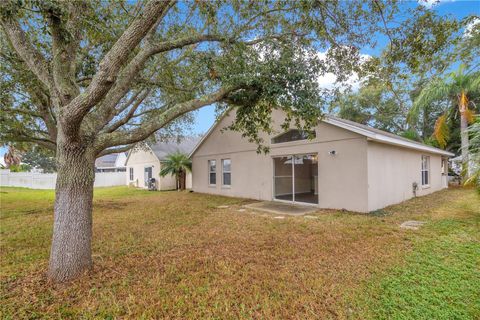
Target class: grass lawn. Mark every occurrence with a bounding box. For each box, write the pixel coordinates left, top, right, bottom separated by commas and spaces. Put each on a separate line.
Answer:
1, 186, 479, 319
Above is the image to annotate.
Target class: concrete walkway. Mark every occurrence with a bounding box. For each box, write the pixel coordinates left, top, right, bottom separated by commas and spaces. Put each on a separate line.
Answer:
243, 201, 318, 216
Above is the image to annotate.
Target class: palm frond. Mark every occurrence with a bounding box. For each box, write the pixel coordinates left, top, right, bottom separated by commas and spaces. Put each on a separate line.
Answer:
463, 159, 480, 192
159, 152, 192, 178
433, 114, 450, 149
466, 72, 480, 94
409, 79, 450, 124
464, 108, 475, 124
399, 129, 420, 141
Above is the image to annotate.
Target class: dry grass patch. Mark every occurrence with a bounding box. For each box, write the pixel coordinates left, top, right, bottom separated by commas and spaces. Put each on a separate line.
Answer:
1, 186, 478, 319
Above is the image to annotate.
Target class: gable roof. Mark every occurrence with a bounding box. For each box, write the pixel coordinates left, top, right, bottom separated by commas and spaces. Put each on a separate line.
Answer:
95, 153, 127, 168
150, 137, 200, 161
126, 137, 201, 165
189, 112, 455, 157
323, 116, 454, 157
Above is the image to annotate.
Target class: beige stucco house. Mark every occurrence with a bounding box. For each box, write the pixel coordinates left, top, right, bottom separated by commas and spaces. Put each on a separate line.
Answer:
125, 138, 199, 190
190, 109, 454, 212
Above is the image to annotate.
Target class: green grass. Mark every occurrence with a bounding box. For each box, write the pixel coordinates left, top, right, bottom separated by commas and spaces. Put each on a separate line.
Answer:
364, 238, 479, 320
353, 193, 480, 320
1, 186, 479, 319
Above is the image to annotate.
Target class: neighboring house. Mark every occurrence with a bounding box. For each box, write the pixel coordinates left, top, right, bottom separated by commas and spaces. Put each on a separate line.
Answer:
190, 109, 454, 213
449, 155, 477, 176
125, 137, 199, 190
95, 153, 127, 172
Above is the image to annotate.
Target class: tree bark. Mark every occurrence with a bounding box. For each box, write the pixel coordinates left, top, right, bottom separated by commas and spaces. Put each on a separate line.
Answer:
48, 142, 95, 282
180, 170, 186, 190
460, 111, 470, 179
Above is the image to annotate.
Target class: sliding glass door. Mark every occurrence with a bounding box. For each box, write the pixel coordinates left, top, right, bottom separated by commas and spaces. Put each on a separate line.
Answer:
273, 154, 318, 204
273, 156, 293, 201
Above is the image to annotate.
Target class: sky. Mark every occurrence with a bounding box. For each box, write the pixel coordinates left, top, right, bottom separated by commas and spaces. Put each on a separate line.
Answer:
1, 0, 479, 164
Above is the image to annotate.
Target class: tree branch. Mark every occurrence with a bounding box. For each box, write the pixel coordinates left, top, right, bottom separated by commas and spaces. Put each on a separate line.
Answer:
3, 131, 57, 151
89, 30, 300, 133
62, 0, 176, 137
0, 15, 53, 90
93, 89, 144, 133
103, 89, 151, 133
46, 1, 85, 104
97, 144, 135, 157
2, 107, 43, 118
95, 85, 241, 152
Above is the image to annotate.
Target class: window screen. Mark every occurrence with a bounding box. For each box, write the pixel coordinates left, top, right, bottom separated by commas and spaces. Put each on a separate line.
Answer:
421, 156, 430, 186
222, 159, 231, 186
208, 160, 216, 185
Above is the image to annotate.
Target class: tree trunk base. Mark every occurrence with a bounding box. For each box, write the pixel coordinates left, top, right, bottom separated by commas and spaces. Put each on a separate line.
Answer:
48, 145, 95, 283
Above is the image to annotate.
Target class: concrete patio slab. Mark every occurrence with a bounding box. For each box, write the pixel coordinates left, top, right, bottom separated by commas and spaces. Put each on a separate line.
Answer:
400, 220, 426, 230
243, 201, 318, 216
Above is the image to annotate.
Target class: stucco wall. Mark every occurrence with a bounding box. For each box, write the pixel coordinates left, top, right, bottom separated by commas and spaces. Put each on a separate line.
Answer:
125, 148, 161, 189
192, 109, 370, 212
367, 141, 447, 211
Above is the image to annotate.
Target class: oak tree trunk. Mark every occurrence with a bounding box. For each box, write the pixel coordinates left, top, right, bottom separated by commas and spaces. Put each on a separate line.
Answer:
460, 111, 470, 179
48, 142, 95, 282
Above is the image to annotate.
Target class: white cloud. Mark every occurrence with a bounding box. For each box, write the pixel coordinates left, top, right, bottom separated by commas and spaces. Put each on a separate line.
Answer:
464, 17, 480, 38
418, 0, 456, 9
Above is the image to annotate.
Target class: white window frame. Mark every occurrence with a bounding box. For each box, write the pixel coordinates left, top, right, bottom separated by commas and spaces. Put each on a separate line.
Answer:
421, 155, 430, 187
144, 166, 153, 187
208, 160, 216, 186
222, 159, 231, 187
129, 167, 134, 181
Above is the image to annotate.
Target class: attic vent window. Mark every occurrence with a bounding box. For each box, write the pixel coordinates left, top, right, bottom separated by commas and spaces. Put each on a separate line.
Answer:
271, 129, 316, 144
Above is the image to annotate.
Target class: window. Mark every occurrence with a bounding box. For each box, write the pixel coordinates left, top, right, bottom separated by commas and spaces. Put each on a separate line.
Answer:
222, 159, 231, 186
271, 129, 316, 144
129, 167, 134, 180
421, 156, 430, 186
441, 158, 448, 175
208, 160, 216, 185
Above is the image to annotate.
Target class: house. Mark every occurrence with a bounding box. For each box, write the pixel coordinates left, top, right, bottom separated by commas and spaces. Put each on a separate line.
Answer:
125, 137, 200, 190
95, 152, 127, 172
190, 109, 454, 212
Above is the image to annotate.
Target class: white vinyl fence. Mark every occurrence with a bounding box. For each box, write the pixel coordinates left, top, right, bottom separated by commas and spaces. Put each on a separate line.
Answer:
0, 170, 125, 189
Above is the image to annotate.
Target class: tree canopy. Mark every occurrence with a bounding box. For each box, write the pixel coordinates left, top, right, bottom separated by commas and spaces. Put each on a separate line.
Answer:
329, 14, 479, 155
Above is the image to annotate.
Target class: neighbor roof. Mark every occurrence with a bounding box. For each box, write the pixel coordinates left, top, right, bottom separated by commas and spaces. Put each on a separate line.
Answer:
189, 112, 454, 157
141, 137, 200, 162
95, 153, 126, 168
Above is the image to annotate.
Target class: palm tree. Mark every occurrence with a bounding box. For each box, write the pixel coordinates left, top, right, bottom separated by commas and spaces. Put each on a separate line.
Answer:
159, 152, 192, 190
410, 65, 480, 178
4, 145, 21, 169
